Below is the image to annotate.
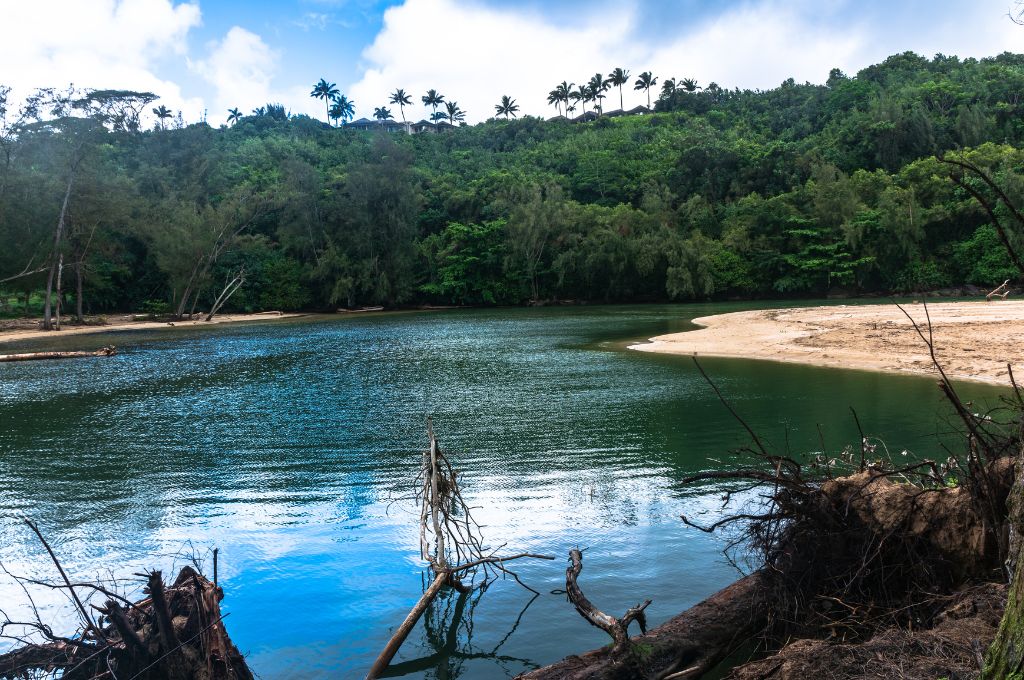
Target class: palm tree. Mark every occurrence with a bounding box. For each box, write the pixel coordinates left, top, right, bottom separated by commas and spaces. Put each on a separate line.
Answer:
607, 67, 631, 110
226, 107, 242, 125
571, 84, 589, 117
634, 71, 658, 109
494, 95, 519, 119
389, 88, 412, 122
444, 101, 465, 125
252, 106, 266, 116
422, 89, 445, 119
661, 77, 677, 99
555, 81, 573, 118
587, 73, 610, 115
430, 111, 447, 123
373, 106, 394, 124
547, 89, 562, 117
152, 104, 172, 129
680, 78, 701, 93
335, 95, 355, 125
328, 100, 342, 127
310, 78, 339, 122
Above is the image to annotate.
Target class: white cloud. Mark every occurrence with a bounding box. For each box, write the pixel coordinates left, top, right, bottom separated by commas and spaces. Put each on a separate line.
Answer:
190, 27, 337, 123
350, 0, 637, 123
348, 0, 1024, 123
190, 27, 281, 117
0, 0, 203, 123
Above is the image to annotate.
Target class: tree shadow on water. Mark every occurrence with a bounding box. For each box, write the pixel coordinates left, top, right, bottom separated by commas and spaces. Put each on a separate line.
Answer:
381, 575, 540, 679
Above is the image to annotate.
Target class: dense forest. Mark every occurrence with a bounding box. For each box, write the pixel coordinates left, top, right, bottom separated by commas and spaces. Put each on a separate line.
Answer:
3, 50, 1024, 317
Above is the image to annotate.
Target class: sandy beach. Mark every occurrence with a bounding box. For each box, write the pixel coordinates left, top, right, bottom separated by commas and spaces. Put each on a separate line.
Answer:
630, 301, 1024, 385
0, 311, 304, 345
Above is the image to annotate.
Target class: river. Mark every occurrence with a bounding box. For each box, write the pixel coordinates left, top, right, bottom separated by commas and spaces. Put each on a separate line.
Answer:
0, 303, 1006, 678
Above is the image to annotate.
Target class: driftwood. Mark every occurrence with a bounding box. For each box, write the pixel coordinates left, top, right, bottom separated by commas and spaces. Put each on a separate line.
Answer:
520, 571, 771, 680
565, 549, 651, 656
0, 521, 252, 680
338, 306, 385, 314
987, 279, 1011, 300
0, 345, 115, 362
366, 421, 553, 679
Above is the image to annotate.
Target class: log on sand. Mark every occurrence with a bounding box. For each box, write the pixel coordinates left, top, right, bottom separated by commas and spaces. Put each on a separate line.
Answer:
0, 345, 115, 362
518, 570, 771, 680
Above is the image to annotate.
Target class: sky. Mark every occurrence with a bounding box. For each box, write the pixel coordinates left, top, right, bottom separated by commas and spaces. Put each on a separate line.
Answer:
1, 0, 1022, 126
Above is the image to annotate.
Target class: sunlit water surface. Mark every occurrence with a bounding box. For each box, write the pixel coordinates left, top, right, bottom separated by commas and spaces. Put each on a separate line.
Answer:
0, 303, 1006, 678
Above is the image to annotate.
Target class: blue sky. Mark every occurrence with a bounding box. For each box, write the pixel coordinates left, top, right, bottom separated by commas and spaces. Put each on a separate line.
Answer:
2, 0, 1022, 125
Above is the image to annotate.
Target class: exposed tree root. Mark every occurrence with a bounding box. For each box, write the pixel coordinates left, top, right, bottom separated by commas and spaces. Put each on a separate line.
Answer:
729, 582, 1007, 680
1, 555, 251, 680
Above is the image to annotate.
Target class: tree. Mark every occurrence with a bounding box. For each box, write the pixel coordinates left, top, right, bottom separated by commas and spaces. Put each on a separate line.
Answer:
494, 95, 519, 119
420, 220, 513, 304
373, 106, 394, 124
588, 73, 610, 115
389, 89, 413, 122
310, 78, 339, 123
445, 101, 465, 125
634, 71, 658, 109
547, 89, 562, 117
151, 105, 172, 130
331, 95, 355, 126
422, 89, 445, 118
76, 89, 157, 133
226, 107, 242, 125
26, 88, 153, 329
660, 77, 677, 99
555, 81, 573, 118
150, 187, 272, 319
262, 103, 289, 121
327, 135, 421, 305
572, 84, 590, 117
608, 67, 631, 110
503, 183, 569, 302
680, 78, 701, 93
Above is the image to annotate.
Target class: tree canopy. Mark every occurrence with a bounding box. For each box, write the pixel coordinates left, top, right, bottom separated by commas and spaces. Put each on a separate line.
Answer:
4, 51, 1024, 316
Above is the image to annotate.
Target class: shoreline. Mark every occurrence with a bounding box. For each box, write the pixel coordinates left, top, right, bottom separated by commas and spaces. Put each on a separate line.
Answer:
629, 300, 1024, 386
0, 311, 306, 346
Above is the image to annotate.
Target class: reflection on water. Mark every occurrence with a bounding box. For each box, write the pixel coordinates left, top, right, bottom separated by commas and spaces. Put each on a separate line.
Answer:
0, 304, 1007, 678
380, 581, 540, 679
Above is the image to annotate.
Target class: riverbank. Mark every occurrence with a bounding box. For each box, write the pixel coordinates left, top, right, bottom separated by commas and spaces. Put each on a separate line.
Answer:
0, 311, 304, 345
630, 300, 1024, 385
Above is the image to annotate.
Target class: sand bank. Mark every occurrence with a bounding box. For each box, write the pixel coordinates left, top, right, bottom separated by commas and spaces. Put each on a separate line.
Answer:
630, 301, 1024, 385
0, 311, 304, 345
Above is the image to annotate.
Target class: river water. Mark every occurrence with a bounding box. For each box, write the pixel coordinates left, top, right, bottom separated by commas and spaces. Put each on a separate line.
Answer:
0, 304, 1005, 678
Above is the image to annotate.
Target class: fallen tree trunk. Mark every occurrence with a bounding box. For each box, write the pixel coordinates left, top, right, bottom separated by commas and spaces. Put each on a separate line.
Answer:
0, 345, 115, 362
519, 570, 771, 680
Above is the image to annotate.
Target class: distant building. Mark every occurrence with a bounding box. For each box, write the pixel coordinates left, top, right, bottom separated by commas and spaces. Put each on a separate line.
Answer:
345, 104, 652, 133
346, 118, 453, 134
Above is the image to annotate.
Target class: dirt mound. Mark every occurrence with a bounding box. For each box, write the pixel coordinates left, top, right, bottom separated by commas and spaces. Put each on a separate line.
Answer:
728, 582, 1006, 680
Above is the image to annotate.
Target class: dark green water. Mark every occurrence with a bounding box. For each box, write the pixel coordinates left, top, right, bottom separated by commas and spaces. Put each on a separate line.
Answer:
0, 304, 1006, 678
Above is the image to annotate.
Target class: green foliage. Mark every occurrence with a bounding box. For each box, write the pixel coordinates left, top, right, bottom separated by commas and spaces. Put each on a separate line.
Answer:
6, 51, 1024, 311
953, 225, 1020, 286
420, 220, 515, 304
